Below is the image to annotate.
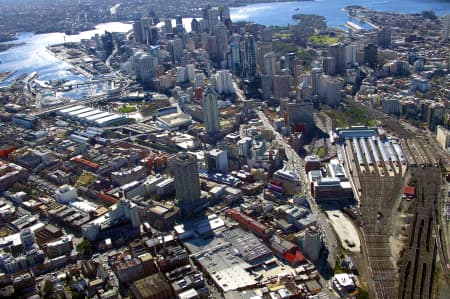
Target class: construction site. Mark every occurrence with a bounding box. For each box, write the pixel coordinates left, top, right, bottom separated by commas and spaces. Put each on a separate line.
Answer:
334, 126, 448, 299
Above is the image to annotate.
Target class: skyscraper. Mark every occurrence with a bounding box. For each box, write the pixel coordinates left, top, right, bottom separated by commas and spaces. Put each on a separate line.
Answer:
444, 14, 450, 41
219, 6, 230, 22
20, 228, 36, 251
175, 15, 183, 26
202, 86, 220, 135
243, 34, 257, 79
215, 22, 229, 62
164, 19, 173, 34
138, 54, 157, 84
377, 27, 392, 49
191, 18, 200, 33
167, 38, 183, 62
364, 44, 378, 68
310, 67, 322, 96
230, 41, 241, 75
344, 44, 358, 68
171, 153, 201, 215
303, 227, 321, 262
208, 8, 219, 34
263, 52, 277, 76
327, 43, 346, 74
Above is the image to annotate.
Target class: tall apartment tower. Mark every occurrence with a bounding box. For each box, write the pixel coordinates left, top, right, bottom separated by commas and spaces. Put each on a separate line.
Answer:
202, 86, 220, 135
171, 153, 201, 215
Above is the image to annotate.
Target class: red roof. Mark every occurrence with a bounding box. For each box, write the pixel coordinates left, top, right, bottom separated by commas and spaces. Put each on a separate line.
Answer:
404, 185, 415, 196
99, 193, 119, 204
284, 251, 306, 265
72, 156, 99, 169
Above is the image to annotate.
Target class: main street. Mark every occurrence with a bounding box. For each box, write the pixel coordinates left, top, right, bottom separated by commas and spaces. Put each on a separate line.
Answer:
256, 110, 338, 272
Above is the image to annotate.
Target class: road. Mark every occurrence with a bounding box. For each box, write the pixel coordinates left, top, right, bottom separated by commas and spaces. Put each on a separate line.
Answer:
256, 110, 338, 270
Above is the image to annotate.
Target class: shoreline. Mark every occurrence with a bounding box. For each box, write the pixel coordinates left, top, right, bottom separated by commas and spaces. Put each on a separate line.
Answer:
45, 46, 93, 80
0, 71, 17, 84
0, 42, 26, 53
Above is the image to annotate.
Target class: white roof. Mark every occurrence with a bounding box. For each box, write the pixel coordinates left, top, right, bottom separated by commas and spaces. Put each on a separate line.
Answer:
86, 112, 111, 121
334, 273, 355, 288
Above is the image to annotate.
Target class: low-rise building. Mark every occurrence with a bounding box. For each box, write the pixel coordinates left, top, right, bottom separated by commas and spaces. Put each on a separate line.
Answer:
130, 273, 173, 299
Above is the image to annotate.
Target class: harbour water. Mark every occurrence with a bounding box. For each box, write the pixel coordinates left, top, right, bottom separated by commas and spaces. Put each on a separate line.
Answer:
0, 22, 133, 86
230, 0, 450, 27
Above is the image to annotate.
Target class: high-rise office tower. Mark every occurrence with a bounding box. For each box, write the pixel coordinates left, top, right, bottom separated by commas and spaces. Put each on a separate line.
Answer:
208, 8, 219, 34
310, 67, 322, 96
230, 41, 241, 75
444, 14, 450, 41
219, 6, 230, 21
171, 153, 201, 215
175, 15, 183, 26
137, 54, 157, 86
191, 18, 200, 33
167, 38, 183, 62
364, 44, 378, 68
263, 52, 277, 76
377, 27, 392, 48
261, 27, 273, 43
323, 56, 336, 76
243, 34, 257, 79
215, 22, 229, 62
202, 86, 220, 135
327, 43, 346, 74
20, 228, 36, 251
164, 19, 173, 34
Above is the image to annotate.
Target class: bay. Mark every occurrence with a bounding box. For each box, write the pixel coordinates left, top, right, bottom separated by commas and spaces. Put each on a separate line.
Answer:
230, 0, 450, 27
0, 22, 133, 86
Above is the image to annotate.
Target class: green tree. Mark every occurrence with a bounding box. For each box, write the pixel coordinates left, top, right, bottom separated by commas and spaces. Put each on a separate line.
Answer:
76, 239, 92, 257
42, 279, 53, 297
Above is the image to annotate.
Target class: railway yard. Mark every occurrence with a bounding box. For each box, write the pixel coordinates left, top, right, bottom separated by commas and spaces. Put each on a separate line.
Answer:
335, 125, 448, 299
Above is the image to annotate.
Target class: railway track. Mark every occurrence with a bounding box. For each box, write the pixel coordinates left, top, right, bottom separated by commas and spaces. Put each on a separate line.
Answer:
398, 168, 441, 299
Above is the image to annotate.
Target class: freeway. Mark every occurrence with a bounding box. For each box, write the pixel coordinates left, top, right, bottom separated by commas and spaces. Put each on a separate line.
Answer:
256, 110, 338, 270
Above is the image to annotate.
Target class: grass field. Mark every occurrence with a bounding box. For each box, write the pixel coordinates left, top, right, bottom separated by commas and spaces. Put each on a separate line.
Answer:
273, 32, 293, 38
75, 172, 97, 187
317, 147, 328, 158
310, 34, 339, 46
118, 106, 137, 114
325, 103, 376, 128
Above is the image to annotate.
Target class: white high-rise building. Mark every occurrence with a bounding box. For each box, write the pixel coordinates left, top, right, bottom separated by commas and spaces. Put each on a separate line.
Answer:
176, 66, 187, 83
344, 44, 358, 67
186, 64, 195, 81
212, 70, 234, 94
202, 86, 220, 135
263, 52, 277, 76
194, 73, 205, 89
